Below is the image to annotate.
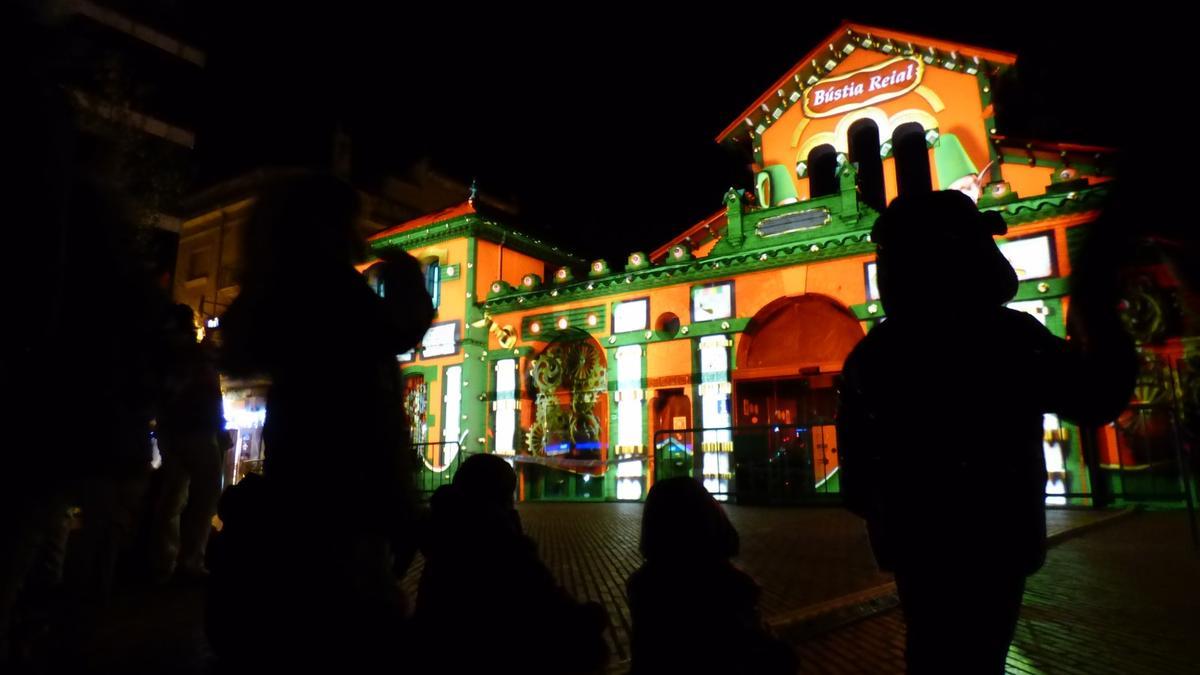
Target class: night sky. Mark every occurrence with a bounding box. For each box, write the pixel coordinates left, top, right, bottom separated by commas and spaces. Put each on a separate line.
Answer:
193, 5, 1141, 261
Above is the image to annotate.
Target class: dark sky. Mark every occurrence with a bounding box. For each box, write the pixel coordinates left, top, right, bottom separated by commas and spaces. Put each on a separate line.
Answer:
194, 5, 1140, 261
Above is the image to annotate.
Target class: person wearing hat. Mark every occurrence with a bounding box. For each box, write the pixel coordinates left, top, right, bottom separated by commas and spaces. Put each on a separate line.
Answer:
837, 191, 1135, 674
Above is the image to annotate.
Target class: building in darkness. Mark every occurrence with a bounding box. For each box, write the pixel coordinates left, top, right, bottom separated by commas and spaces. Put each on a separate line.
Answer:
50, 0, 206, 279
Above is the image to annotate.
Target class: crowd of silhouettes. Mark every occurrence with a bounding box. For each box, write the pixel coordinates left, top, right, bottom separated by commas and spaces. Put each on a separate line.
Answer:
1, 3, 1165, 671
0, 164, 1148, 675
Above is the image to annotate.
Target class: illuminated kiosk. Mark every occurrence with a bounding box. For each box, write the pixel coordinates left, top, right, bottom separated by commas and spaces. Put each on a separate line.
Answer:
369, 23, 1122, 503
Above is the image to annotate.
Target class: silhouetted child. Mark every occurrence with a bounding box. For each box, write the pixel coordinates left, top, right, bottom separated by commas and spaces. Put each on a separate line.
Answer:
416, 454, 608, 674
838, 191, 1136, 674
627, 477, 795, 675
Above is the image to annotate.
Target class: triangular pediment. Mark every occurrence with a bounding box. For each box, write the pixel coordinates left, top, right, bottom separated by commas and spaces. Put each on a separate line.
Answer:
717, 22, 1016, 146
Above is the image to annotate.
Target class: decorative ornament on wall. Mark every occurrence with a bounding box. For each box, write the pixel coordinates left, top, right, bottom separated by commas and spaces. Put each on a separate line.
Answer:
521, 273, 543, 291
525, 337, 607, 466
588, 259, 611, 278
472, 311, 518, 349
669, 243, 693, 262
403, 378, 429, 447
1119, 277, 1167, 345
488, 280, 514, 299
553, 267, 575, 284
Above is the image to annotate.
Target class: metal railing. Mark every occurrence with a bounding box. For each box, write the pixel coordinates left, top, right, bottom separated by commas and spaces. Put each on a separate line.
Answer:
412, 441, 465, 501
1105, 405, 1198, 544
653, 422, 841, 505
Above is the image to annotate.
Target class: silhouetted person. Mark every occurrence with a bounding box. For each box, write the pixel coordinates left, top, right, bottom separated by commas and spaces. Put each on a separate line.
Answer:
627, 477, 795, 675
838, 191, 1136, 674
416, 454, 609, 674
150, 304, 228, 582
207, 171, 434, 668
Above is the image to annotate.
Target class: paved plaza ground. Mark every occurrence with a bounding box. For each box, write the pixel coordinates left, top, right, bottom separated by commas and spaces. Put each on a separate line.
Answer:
790, 510, 1200, 675
32, 503, 1200, 674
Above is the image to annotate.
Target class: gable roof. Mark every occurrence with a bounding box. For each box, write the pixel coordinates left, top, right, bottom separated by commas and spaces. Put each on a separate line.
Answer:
717, 21, 1017, 146
650, 208, 727, 263
367, 200, 476, 242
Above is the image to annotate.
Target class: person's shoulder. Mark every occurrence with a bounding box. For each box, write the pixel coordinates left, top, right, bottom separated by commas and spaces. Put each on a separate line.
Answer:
843, 320, 891, 372
719, 564, 761, 602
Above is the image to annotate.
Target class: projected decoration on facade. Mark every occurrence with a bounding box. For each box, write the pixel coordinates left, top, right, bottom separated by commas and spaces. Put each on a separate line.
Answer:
361, 22, 1142, 505
403, 376, 429, 448
693, 282, 733, 322
525, 335, 608, 472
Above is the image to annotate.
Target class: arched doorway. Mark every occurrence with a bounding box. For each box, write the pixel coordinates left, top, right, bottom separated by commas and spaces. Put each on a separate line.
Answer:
523, 328, 609, 500
733, 295, 864, 501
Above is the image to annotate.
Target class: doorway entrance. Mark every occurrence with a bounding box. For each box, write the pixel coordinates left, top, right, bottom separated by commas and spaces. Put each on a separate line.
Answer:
733, 294, 863, 502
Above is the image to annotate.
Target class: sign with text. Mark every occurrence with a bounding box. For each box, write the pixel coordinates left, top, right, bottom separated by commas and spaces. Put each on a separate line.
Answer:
803, 57, 924, 118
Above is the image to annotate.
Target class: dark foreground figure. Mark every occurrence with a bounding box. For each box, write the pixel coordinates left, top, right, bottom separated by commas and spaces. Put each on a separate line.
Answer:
416, 454, 609, 674
628, 477, 795, 675
206, 172, 433, 669
838, 191, 1136, 674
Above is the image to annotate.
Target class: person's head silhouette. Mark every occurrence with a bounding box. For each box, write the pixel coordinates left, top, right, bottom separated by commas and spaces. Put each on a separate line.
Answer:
871, 191, 1017, 317
640, 477, 738, 563
240, 171, 365, 294
453, 453, 518, 511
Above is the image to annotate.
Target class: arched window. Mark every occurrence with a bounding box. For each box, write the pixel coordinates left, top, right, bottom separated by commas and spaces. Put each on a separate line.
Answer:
422, 257, 441, 310
892, 122, 932, 195
807, 144, 839, 198
848, 119, 886, 211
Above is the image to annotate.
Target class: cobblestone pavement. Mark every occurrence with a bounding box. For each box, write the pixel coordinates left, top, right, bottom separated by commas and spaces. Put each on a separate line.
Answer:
406, 504, 1113, 662
792, 511, 1200, 675
500, 504, 889, 661
38, 503, 1171, 673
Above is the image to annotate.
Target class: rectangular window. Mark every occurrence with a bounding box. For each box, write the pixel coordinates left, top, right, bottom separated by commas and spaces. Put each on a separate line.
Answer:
865, 262, 879, 301
1043, 413, 1067, 506
999, 234, 1055, 281
186, 248, 212, 281
698, 335, 732, 500
615, 345, 644, 451
421, 321, 460, 359
424, 261, 441, 309
494, 359, 518, 456
692, 282, 734, 322
612, 298, 649, 333
616, 459, 644, 500
615, 345, 645, 498
442, 366, 462, 459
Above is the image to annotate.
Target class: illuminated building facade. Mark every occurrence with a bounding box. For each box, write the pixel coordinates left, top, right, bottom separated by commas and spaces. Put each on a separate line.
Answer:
372, 24, 1180, 504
